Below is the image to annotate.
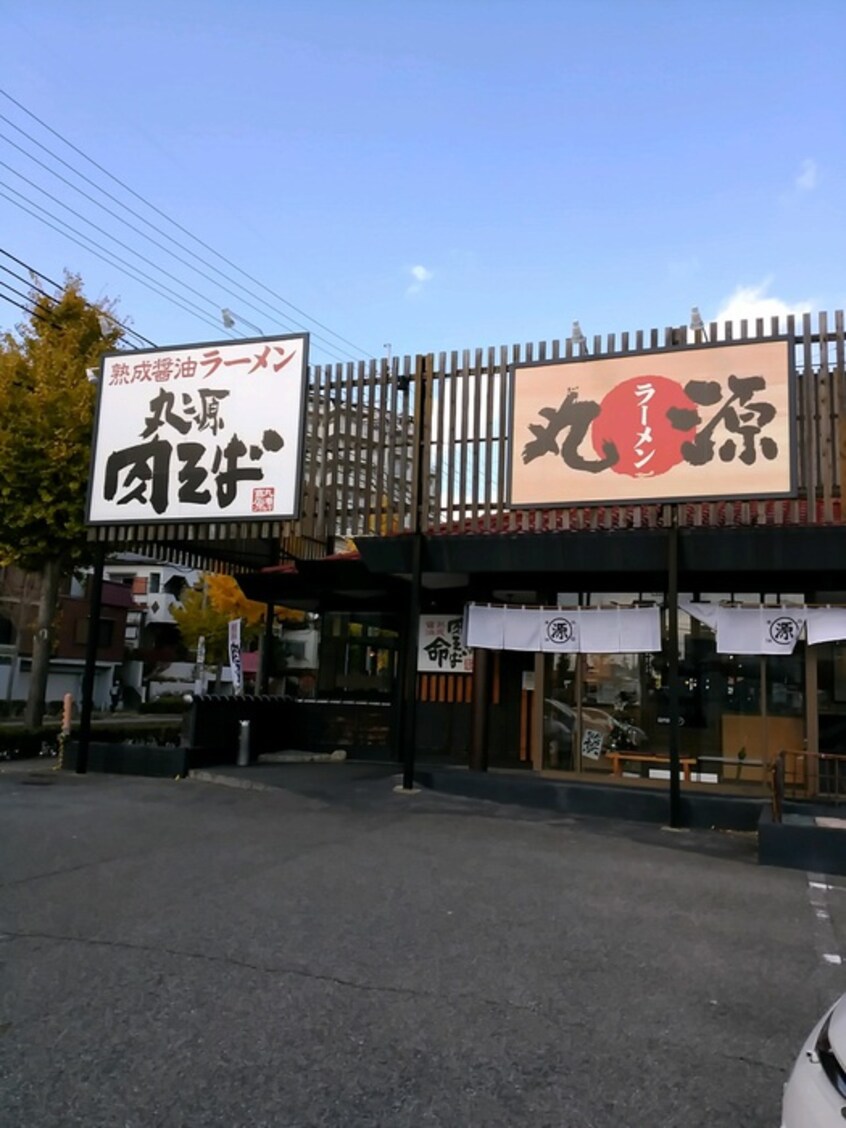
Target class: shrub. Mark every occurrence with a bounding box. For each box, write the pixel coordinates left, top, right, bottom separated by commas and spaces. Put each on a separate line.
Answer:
0, 718, 182, 759
139, 696, 192, 715
0, 728, 60, 760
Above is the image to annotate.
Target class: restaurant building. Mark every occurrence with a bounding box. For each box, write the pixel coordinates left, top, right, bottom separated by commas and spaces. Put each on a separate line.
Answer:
238, 312, 846, 804
83, 314, 846, 804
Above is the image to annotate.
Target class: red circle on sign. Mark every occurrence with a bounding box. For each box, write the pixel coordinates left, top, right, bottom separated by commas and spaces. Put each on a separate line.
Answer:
591, 375, 697, 478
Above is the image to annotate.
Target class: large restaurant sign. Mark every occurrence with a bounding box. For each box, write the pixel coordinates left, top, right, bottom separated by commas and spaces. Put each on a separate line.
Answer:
509, 340, 794, 506
87, 334, 309, 525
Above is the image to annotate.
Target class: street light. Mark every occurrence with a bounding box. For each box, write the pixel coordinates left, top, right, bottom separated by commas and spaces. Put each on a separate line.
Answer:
221, 307, 265, 336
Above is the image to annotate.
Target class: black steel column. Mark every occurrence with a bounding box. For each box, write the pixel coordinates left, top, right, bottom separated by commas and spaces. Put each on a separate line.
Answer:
76, 544, 106, 775
400, 354, 430, 791
401, 531, 423, 790
258, 604, 275, 695
258, 537, 281, 695
667, 510, 682, 827
469, 646, 489, 772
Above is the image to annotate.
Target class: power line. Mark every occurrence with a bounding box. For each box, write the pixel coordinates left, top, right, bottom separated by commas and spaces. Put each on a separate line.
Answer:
0, 183, 252, 343
0, 171, 283, 343
0, 252, 155, 347
0, 89, 375, 359
0, 282, 58, 329
0, 122, 361, 363
0, 247, 63, 289
0, 129, 338, 356
0, 261, 70, 313
0, 163, 349, 363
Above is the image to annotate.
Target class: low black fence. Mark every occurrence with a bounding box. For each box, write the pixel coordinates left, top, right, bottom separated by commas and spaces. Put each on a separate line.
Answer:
184, 696, 397, 767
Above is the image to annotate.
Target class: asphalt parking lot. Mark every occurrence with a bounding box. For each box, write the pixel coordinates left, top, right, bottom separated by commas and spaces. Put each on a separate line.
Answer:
1, 762, 844, 1127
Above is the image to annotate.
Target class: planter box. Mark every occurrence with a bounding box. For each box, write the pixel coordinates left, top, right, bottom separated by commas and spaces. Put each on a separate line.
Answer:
63, 741, 188, 778
758, 806, 846, 875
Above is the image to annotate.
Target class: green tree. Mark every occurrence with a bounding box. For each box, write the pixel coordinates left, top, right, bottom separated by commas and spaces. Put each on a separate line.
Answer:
172, 573, 307, 689
172, 573, 266, 690
0, 276, 122, 727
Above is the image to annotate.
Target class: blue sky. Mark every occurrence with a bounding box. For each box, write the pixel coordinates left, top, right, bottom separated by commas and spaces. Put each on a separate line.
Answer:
1, 0, 844, 367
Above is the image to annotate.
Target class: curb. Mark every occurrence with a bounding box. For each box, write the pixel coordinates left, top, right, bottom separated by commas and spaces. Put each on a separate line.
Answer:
258, 751, 347, 764
189, 770, 279, 793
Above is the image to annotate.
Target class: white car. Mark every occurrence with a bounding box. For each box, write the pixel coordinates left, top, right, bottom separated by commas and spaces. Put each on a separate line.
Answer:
782, 992, 846, 1125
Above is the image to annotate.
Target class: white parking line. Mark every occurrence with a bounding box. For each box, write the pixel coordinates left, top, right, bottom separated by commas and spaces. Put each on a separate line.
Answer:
807, 873, 842, 971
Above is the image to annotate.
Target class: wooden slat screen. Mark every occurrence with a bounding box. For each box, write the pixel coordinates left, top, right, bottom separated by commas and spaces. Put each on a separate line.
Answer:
90, 311, 846, 557
417, 674, 473, 703
294, 311, 846, 540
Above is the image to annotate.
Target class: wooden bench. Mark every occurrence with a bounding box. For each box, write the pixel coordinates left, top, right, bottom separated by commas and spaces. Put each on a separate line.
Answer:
698, 755, 766, 783
607, 752, 697, 782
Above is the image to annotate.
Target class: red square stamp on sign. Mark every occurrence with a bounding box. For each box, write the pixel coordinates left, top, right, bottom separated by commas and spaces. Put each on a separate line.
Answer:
252, 487, 275, 513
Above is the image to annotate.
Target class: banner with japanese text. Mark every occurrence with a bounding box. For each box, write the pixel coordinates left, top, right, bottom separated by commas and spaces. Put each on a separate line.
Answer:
87, 334, 308, 524
417, 614, 474, 673
228, 619, 243, 696
509, 340, 793, 506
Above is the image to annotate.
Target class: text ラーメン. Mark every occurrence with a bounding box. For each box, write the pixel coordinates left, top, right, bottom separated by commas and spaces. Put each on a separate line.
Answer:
509, 339, 793, 507
87, 334, 308, 524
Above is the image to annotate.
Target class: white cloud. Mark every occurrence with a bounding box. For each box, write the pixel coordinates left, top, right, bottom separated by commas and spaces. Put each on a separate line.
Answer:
406, 263, 434, 296
714, 280, 812, 332
795, 158, 818, 192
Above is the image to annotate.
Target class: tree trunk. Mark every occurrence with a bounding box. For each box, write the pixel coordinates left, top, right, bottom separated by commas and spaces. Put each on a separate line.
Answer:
23, 557, 62, 729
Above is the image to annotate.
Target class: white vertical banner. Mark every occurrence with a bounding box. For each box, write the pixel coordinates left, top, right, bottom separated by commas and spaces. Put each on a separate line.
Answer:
193, 633, 207, 696
228, 619, 244, 695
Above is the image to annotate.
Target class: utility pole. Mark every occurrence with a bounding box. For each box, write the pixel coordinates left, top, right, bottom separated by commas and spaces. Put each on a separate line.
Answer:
77, 545, 106, 774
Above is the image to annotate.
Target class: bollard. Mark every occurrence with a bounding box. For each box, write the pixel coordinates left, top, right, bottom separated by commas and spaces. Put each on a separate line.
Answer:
237, 720, 250, 767
55, 692, 74, 771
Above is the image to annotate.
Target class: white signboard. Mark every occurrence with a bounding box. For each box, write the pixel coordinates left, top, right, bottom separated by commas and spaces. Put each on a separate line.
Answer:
193, 633, 207, 696
228, 619, 243, 696
86, 334, 308, 524
417, 614, 474, 673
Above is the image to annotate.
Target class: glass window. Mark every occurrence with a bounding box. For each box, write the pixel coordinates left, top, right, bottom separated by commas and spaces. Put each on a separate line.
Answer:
766, 651, 804, 717
581, 651, 651, 771
317, 612, 399, 698
814, 642, 846, 755
543, 653, 578, 770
